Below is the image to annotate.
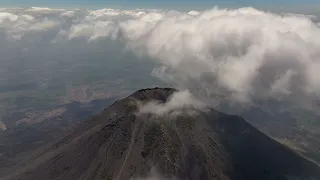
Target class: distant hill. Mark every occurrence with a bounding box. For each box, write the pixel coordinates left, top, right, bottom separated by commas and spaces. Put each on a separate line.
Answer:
3, 87, 320, 180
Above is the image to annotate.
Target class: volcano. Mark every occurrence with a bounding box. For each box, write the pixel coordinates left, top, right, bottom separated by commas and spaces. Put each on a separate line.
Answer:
4, 88, 320, 180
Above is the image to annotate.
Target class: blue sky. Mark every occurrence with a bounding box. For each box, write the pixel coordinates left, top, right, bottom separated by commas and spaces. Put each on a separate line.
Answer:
1, 0, 320, 12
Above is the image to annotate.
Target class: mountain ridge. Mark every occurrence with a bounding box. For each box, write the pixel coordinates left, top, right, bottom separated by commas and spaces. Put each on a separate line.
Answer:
3, 87, 320, 180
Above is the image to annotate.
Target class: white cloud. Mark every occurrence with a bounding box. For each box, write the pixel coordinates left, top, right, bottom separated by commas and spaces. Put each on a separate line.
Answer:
188, 10, 200, 16
25, 7, 64, 13
27, 7, 54, 11
0, 12, 18, 23
138, 90, 206, 116
88, 8, 160, 19
115, 7, 320, 102
5, 16, 58, 40
271, 70, 295, 96
89, 8, 122, 17
67, 20, 117, 41
20, 14, 35, 21
0, 7, 320, 103
28, 19, 58, 32
60, 11, 75, 17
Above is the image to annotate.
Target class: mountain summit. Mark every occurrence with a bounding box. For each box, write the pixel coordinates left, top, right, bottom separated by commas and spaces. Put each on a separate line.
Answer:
5, 87, 320, 180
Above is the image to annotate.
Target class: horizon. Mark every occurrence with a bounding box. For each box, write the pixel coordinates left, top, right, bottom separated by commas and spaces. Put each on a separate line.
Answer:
1, 0, 320, 14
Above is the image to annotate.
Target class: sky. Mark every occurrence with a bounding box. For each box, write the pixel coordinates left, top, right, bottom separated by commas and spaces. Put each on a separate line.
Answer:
1, 0, 320, 12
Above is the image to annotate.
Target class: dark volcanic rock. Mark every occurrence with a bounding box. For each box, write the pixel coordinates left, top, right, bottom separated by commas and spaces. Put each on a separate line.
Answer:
3, 87, 320, 180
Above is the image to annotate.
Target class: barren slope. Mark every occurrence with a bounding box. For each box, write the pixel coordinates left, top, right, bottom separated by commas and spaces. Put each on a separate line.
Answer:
4, 88, 320, 180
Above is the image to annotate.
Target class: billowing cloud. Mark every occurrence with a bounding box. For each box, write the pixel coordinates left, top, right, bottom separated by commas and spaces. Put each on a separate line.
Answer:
0, 12, 18, 23
6, 17, 58, 40
138, 90, 206, 116
0, 7, 320, 104
67, 21, 117, 41
114, 7, 320, 102
60, 11, 75, 17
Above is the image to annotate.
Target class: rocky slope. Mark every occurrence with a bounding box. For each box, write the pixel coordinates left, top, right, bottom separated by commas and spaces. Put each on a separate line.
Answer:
4, 87, 320, 180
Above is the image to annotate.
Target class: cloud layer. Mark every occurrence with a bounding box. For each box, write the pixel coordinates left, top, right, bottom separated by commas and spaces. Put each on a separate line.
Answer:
1, 7, 320, 104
